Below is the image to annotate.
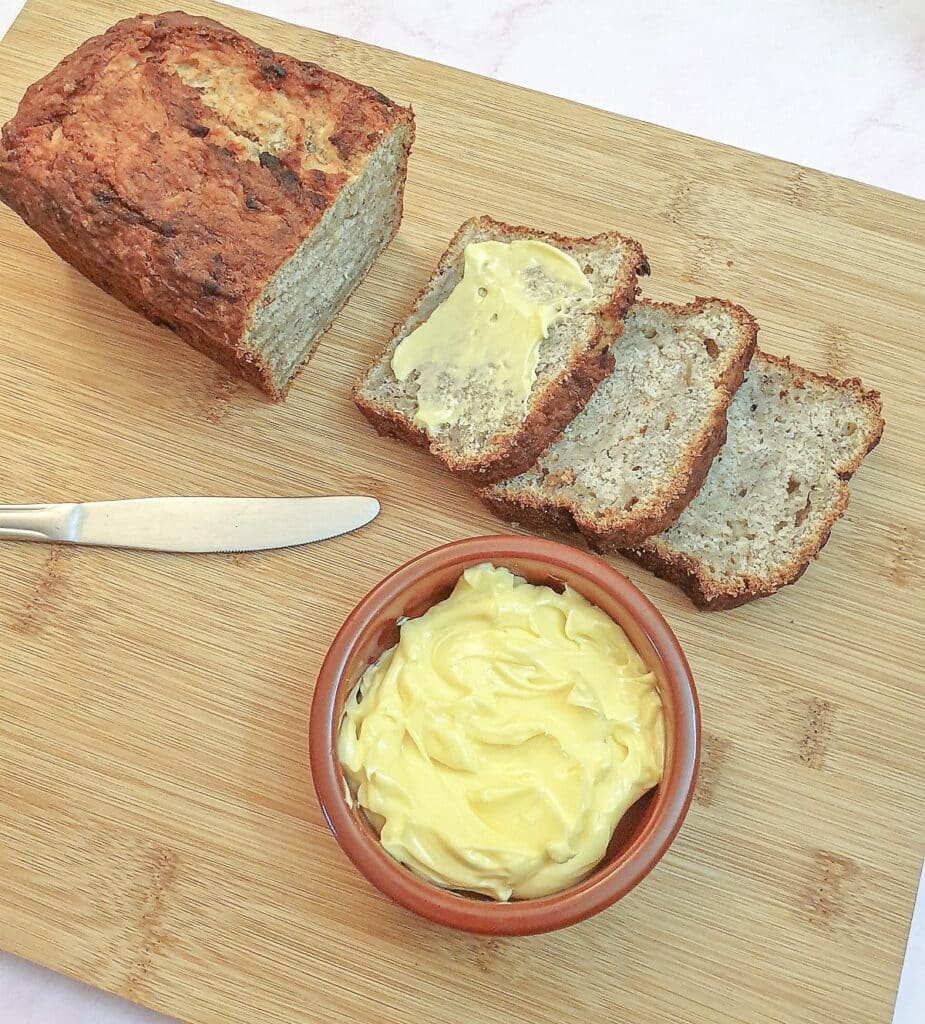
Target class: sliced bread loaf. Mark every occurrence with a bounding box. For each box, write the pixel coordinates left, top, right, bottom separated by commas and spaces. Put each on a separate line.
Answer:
480, 299, 758, 548
353, 215, 649, 484
624, 352, 884, 609
0, 13, 414, 398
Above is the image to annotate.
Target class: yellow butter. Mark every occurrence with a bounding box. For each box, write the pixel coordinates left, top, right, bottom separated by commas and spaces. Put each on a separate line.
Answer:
390, 240, 593, 432
337, 563, 664, 901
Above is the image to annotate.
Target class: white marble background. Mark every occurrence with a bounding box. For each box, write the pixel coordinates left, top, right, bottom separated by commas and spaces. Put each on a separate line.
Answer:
0, 0, 922, 1022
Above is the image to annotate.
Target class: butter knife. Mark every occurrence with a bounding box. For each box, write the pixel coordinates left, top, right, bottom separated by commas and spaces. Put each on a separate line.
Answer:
0, 496, 380, 553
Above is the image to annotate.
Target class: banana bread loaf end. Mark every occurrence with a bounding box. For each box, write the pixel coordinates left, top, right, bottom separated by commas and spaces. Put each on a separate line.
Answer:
0, 11, 415, 397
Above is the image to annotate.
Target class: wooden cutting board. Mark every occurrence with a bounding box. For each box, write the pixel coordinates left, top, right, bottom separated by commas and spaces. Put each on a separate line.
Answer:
0, 1, 922, 1022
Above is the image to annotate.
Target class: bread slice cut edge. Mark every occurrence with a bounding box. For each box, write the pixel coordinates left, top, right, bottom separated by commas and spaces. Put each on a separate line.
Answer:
623, 352, 885, 609
481, 297, 759, 547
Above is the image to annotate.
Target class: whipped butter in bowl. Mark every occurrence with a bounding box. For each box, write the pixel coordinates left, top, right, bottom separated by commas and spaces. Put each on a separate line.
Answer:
310, 536, 699, 935
337, 563, 664, 901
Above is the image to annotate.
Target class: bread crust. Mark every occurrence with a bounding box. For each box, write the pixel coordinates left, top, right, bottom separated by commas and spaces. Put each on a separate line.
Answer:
353, 215, 648, 484
481, 297, 758, 544
0, 11, 414, 397
479, 491, 578, 536
624, 352, 885, 609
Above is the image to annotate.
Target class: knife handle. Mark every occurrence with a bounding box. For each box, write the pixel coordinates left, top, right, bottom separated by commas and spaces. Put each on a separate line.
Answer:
0, 504, 80, 543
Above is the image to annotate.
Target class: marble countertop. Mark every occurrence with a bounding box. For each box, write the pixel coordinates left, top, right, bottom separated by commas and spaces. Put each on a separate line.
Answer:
0, 1, 921, 1022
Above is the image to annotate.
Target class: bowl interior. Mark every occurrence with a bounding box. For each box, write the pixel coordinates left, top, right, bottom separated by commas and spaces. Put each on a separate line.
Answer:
330, 552, 681, 886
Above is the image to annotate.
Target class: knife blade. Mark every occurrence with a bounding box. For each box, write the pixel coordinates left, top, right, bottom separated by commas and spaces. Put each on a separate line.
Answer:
0, 496, 380, 553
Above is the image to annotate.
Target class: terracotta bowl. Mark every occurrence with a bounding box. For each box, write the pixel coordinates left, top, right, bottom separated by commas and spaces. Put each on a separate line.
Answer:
309, 535, 700, 935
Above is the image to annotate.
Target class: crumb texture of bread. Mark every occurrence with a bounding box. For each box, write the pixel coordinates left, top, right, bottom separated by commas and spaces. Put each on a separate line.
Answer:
482, 298, 758, 546
626, 353, 884, 608
0, 11, 414, 397
354, 215, 648, 483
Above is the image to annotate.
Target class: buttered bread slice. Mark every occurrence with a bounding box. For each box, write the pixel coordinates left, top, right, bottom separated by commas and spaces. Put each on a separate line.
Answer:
482, 299, 758, 547
626, 353, 884, 608
353, 216, 648, 484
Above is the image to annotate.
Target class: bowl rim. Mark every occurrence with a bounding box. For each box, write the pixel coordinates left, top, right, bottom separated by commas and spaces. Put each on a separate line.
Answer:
309, 535, 700, 935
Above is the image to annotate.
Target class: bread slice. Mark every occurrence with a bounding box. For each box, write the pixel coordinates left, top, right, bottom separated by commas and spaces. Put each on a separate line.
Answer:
481, 298, 758, 547
353, 216, 649, 484
0, 12, 414, 398
624, 353, 884, 609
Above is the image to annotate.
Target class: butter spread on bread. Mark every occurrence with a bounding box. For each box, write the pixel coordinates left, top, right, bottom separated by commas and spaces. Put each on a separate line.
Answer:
391, 240, 592, 431
354, 216, 649, 484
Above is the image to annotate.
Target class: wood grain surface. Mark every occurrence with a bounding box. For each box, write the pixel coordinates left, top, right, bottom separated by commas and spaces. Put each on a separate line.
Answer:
1, 2, 923, 1023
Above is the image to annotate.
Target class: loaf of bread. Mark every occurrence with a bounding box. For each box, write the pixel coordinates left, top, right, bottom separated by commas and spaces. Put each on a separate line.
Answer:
0, 12, 414, 397
354, 216, 649, 484
481, 299, 758, 547
624, 353, 884, 608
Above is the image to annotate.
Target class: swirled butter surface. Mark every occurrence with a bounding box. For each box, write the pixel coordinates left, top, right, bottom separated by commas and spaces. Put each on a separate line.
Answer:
390, 240, 593, 432
337, 563, 664, 900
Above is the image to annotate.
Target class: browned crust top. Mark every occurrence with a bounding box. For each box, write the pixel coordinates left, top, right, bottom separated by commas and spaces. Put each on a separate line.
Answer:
0, 11, 413, 372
